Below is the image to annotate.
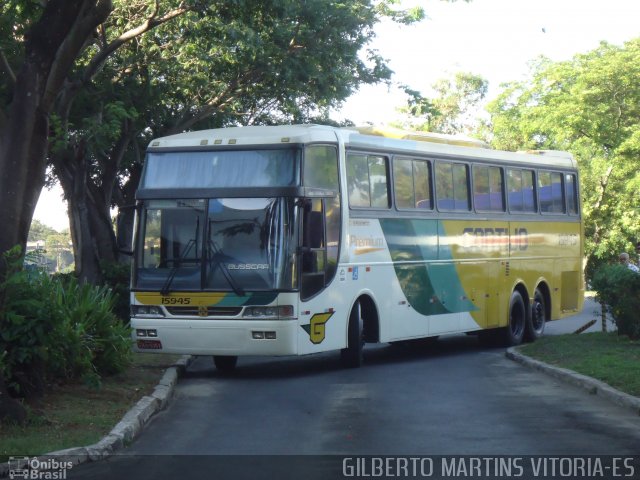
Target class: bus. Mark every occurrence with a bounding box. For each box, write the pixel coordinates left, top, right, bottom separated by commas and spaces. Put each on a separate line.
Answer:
130, 124, 584, 371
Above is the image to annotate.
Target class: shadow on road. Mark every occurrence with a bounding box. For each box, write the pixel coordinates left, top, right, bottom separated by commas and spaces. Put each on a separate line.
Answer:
183, 332, 503, 381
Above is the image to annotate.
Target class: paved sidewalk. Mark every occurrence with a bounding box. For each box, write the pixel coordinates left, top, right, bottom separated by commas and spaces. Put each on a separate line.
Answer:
544, 296, 616, 335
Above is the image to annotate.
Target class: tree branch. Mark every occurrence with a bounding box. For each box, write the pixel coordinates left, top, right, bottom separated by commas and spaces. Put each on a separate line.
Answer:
42, 0, 114, 110
594, 164, 614, 212
100, 120, 133, 206
81, 2, 191, 85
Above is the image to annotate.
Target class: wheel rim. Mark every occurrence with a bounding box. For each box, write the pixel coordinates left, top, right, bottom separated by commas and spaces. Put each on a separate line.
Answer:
510, 297, 525, 337
532, 293, 546, 332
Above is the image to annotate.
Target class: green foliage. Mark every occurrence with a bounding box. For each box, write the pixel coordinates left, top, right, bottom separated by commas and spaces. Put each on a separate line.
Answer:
0, 247, 132, 399
398, 71, 488, 135
44, 274, 132, 382
99, 261, 131, 323
0, 247, 50, 395
591, 264, 640, 340
27, 220, 58, 243
486, 39, 640, 267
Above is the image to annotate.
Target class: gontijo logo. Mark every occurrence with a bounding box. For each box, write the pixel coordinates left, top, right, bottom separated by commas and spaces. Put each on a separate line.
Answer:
300, 312, 335, 344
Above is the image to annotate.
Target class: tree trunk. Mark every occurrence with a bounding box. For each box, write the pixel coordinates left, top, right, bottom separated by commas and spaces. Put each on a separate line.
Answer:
0, 56, 52, 427
57, 146, 119, 284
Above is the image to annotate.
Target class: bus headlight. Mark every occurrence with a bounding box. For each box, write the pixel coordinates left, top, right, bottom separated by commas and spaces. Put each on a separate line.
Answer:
243, 305, 294, 319
132, 305, 165, 317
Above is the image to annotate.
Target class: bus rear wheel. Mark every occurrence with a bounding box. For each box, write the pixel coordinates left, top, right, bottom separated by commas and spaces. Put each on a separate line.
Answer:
341, 301, 364, 368
503, 290, 526, 346
525, 288, 546, 342
213, 355, 238, 373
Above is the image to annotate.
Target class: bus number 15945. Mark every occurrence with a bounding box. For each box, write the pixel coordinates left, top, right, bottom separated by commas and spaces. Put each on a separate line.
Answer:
161, 297, 192, 305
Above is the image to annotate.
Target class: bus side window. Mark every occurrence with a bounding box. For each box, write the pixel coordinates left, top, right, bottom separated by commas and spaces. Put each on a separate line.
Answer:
347, 153, 389, 208
539, 170, 565, 214
474, 165, 504, 212
566, 174, 579, 215
393, 157, 432, 210
436, 161, 470, 211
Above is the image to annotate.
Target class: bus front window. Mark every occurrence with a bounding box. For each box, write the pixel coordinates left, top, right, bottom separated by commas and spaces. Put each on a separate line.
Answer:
136, 199, 206, 291
205, 198, 296, 291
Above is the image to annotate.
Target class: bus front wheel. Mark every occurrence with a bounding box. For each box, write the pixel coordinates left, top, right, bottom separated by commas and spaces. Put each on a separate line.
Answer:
503, 291, 526, 346
213, 355, 238, 373
341, 302, 364, 368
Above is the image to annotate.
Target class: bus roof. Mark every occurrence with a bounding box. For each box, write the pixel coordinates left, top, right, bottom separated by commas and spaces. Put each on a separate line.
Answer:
147, 124, 577, 170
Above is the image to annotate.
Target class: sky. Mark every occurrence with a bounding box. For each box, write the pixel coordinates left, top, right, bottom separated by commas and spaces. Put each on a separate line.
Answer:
33, 0, 640, 232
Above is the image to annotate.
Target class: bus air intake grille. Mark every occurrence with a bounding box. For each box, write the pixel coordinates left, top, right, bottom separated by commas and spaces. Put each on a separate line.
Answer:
165, 306, 243, 317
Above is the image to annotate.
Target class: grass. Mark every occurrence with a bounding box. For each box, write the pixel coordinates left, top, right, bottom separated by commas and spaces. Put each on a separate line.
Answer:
0, 353, 180, 460
518, 332, 640, 397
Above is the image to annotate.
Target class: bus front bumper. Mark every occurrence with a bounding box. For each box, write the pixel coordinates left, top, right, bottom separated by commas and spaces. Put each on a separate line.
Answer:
131, 318, 300, 356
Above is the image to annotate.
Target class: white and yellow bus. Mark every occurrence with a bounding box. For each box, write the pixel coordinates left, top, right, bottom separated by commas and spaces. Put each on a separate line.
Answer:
131, 125, 584, 371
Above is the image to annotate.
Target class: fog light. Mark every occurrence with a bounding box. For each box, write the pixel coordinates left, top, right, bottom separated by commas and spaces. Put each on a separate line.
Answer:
252, 331, 265, 339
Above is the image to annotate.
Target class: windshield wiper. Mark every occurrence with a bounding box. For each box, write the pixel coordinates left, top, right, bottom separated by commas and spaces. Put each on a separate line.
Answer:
160, 218, 200, 295
207, 239, 245, 296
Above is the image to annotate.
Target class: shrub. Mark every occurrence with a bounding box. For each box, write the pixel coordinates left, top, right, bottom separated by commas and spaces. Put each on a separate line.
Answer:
99, 260, 131, 323
0, 247, 132, 399
0, 247, 51, 397
591, 264, 640, 340
43, 275, 132, 383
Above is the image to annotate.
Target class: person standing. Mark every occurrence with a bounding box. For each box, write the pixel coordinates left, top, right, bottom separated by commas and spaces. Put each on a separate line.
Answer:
619, 252, 640, 273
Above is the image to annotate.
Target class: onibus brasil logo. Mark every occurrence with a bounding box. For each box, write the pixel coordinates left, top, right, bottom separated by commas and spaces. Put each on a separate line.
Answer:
8, 457, 73, 479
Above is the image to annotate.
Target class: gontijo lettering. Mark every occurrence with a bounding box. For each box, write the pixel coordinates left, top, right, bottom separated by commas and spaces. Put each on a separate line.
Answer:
462, 227, 528, 251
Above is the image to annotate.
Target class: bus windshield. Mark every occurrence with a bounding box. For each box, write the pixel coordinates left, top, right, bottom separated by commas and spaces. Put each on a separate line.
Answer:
135, 197, 297, 292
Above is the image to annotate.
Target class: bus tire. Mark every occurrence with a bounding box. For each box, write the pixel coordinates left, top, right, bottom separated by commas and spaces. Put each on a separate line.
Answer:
503, 290, 526, 346
341, 301, 364, 368
213, 355, 238, 372
525, 288, 546, 342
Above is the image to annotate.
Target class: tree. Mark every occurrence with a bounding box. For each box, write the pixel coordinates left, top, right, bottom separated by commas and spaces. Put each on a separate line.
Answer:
0, 0, 117, 425
486, 39, 640, 272
0, 1, 113, 269
0, 0, 428, 422
397, 71, 488, 135
47, 0, 428, 284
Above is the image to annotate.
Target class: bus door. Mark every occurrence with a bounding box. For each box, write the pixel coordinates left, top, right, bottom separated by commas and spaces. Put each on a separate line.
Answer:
297, 196, 343, 354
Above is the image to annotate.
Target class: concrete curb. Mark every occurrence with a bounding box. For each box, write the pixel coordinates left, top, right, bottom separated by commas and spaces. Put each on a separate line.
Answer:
0, 355, 193, 478
506, 347, 640, 416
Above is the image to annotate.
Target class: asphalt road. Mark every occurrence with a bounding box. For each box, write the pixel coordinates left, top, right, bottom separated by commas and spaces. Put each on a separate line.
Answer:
67, 298, 639, 479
